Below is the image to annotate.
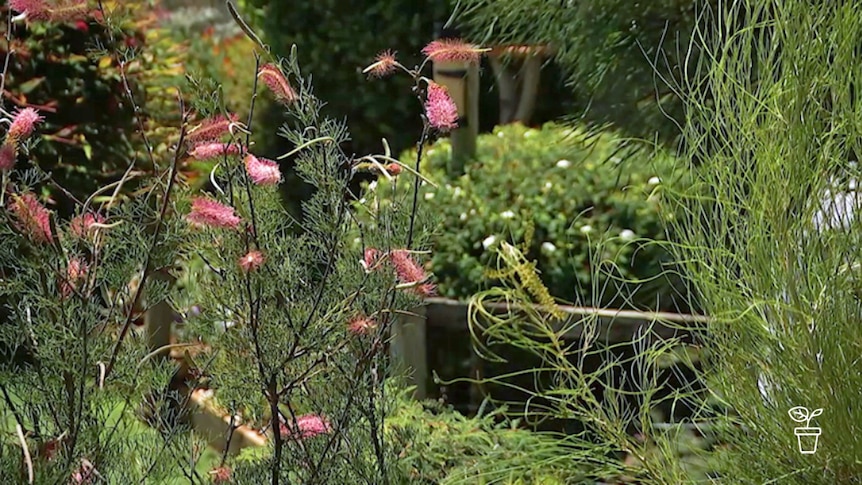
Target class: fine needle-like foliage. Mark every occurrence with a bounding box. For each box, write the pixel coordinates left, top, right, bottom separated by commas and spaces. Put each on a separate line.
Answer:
466, 1, 862, 483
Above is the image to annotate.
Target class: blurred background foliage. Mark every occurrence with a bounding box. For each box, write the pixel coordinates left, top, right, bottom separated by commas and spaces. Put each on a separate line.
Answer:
406, 123, 691, 312
1, 0, 184, 216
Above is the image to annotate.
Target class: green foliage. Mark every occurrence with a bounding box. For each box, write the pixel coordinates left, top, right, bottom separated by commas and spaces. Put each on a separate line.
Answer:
385, 387, 618, 484
666, 1, 862, 482
235, 0, 452, 155
457, 0, 711, 144
407, 123, 689, 310
0, 1, 183, 212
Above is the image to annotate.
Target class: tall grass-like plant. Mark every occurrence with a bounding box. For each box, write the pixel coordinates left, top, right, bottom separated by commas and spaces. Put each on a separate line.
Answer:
466, 1, 862, 483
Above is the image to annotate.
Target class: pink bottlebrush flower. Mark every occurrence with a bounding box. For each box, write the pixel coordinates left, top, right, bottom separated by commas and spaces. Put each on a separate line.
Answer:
422, 39, 485, 64
390, 249, 436, 296
244, 154, 282, 186
187, 113, 242, 143
0, 143, 16, 171
278, 414, 332, 440
415, 282, 437, 298
9, 192, 52, 243
424, 82, 459, 132
363, 50, 398, 78
258, 64, 297, 104
188, 142, 241, 160
362, 247, 381, 271
9, 0, 49, 20
210, 466, 232, 483
238, 250, 265, 272
69, 212, 105, 239
348, 315, 378, 335
60, 257, 88, 299
47, 0, 90, 22
6, 107, 43, 141
187, 197, 241, 229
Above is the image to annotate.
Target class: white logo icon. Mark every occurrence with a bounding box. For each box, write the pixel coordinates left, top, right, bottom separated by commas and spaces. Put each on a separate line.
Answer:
788, 406, 823, 454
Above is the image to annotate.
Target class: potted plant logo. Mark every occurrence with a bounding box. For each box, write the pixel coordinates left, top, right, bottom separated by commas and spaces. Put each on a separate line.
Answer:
788, 406, 823, 454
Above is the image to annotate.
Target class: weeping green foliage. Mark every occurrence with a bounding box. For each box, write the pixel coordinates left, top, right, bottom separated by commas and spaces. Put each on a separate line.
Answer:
467, 1, 862, 483
667, 0, 862, 482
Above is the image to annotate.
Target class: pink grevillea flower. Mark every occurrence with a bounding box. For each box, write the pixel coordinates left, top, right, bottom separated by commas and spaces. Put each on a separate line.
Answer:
47, 0, 89, 22
186, 113, 242, 143
60, 257, 88, 299
390, 249, 436, 297
244, 154, 282, 186
278, 414, 332, 440
9, 0, 49, 20
239, 250, 265, 272
424, 82, 458, 132
363, 50, 398, 78
348, 315, 378, 335
258, 64, 297, 104
7, 107, 43, 141
9, 192, 52, 243
422, 39, 484, 64
0, 143, 16, 171
69, 212, 105, 239
210, 466, 232, 483
188, 142, 241, 160
187, 197, 241, 229
361, 247, 381, 271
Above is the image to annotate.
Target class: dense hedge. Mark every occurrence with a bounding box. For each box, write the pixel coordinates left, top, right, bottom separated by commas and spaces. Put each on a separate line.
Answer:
411, 123, 691, 311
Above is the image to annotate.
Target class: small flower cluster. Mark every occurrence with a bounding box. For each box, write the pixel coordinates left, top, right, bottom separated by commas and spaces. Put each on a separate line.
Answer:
10, 0, 90, 23
1, 108, 44, 171
276, 413, 332, 440
363, 38, 486, 132
362, 247, 436, 297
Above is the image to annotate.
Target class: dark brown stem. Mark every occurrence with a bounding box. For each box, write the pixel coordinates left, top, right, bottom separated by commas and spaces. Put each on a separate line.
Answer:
103, 98, 187, 381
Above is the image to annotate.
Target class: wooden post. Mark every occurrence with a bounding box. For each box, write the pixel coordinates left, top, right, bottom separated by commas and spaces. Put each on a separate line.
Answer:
145, 269, 175, 362
390, 306, 428, 400
431, 25, 479, 176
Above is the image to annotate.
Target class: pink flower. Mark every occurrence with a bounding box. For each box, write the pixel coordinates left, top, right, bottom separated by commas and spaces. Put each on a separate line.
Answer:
422, 39, 484, 64
69, 212, 105, 239
278, 414, 331, 440
9, 0, 48, 20
258, 64, 297, 104
47, 0, 89, 22
9, 192, 52, 243
188, 142, 241, 160
60, 257, 88, 298
362, 247, 381, 271
7, 107, 43, 141
0, 143, 16, 171
390, 249, 436, 296
210, 466, 232, 483
348, 315, 378, 335
238, 250, 265, 272
187, 197, 241, 229
424, 82, 458, 132
244, 154, 282, 186
187, 113, 241, 143
364, 50, 398, 78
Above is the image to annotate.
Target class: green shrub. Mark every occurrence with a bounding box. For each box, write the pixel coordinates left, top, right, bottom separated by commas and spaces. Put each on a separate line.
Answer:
409, 123, 689, 310
1, 2, 184, 213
